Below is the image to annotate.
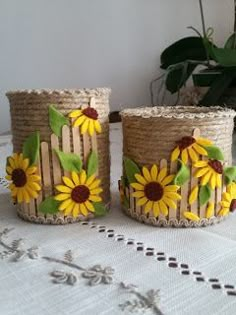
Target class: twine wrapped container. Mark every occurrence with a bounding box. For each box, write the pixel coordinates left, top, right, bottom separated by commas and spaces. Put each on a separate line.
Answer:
6, 89, 110, 224
120, 106, 236, 227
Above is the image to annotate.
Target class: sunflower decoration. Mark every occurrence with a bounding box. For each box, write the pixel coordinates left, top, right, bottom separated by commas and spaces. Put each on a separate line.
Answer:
55, 170, 103, 217
131, 164, 181, 217
218, 183, 236, 216
171, 136, 212, 164
194, 159, 223, 190
6, 153, 41, 203
69, 106, 102, 136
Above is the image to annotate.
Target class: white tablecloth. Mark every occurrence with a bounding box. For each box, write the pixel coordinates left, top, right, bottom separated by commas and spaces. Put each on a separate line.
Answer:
1, 124, 236, 315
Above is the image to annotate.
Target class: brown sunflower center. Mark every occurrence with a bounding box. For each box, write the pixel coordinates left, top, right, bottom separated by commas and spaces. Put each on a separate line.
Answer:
71, 185, 90, 203
230, 199, 236, 212
144, 182, 163, 201
177, 136, 196, 151
12, 168, 27, 187
208, 160, 223, 174
82, 107, 98, 120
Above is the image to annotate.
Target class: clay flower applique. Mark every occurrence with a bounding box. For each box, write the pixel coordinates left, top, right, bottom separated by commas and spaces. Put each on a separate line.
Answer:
218, 183, 236, 217
171, 136, 212, 164
194, 160, 222, 189
131, 164, 181, 217
55, 170, 103, 217
6, 153, 41, 203
69, 107, 101, 136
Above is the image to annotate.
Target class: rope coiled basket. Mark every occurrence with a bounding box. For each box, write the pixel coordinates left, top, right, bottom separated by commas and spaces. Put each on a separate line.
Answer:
6, 88, 111, 224
120, 106, 236, 228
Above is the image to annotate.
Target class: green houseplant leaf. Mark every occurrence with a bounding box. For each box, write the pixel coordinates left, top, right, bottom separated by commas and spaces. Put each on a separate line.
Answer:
49, 105, 69, 137
123, 157, 141, 184
160, 37, 208, 69
199, 185, 211, 206
93, 202, 107, 217
203, 145, 224, 161
173, 160, 190, 186
224, 166, 236, 185
87, 151, 98, 177
23, 131, 40, 166
54, 149, 82, 172
224, 33, 236, 50
39, 197, 60, 214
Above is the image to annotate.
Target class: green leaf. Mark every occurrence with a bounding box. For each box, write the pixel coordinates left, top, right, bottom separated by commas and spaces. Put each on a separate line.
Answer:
87, 151, 98, 177
199, 185, 211, 206
161, 37, 208, 69
225, 33, 236, 50
200, 69, 236, 105
23, 131, 40, 166
166, 63, 196, 94
54, 149, 82, 172
49, 105, 69, 137
204, 145, 224, 161
173, 160, 190, 186
224, 166, 236, 185
39, 196, 60, 214
123, 195, 130, 209
123, 157, 141, 184
210, 47, 236, 67
93, 202, 108, 217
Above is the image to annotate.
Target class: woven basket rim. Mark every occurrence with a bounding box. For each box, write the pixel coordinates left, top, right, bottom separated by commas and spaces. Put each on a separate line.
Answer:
6, 88, 111, 97
121, 106, 236, 119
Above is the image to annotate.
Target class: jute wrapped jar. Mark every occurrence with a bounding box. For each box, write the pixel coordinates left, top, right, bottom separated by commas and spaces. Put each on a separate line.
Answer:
6, 89, 110, 224
120, 106, 236, 227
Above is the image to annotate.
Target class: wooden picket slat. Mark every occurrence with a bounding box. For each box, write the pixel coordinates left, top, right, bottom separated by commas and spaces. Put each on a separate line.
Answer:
169, 160, 177, 220
190, 128, 200, 218
72, 124, 81, 156
62, 125, 71, 177
90, 97, 96, 108
28, 199, 35, 217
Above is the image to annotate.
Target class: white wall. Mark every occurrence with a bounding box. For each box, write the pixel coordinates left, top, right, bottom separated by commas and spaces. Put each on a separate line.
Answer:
0, 0, 234, 133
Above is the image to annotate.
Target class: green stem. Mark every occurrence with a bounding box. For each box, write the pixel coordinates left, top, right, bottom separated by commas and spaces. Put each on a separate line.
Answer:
199, 0, 207, 38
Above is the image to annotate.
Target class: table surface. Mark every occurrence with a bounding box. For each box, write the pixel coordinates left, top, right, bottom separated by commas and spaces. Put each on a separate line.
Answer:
1, 124, 236, 315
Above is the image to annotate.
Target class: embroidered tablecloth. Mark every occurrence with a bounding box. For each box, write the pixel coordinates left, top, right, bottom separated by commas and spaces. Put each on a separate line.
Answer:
1, 124, 236, 315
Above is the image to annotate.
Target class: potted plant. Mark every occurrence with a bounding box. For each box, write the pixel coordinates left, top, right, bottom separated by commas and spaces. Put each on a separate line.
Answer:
151, 0, 236, 107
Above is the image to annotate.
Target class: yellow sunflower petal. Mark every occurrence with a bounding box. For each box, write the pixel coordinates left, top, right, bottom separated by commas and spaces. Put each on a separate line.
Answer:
158, 200, 168, 216
81, 119, 89, 134
73, 115, 86, 127
210, 173, 216, 190
90, 188, 103, 195
89, 179, 101, 190
216, 174, 221, 188
189, 186, 199, 205
171, 146, 180, 162
200, 170, 212, 186
22, 189, 30, 203
188, 147, 199, 162
134, 174, 147, 185
85, 200, 95, 212
72, 172, 80, 185
26, 166, 37, 175
161, 175, 175, 186
183, 211, 200, 222
196, 137, 212, 146
94, 120, 102, 133
165, 192, 181, 201
192, 143, 208, 156
5, 175, 12, 181
86, 174, 96, 186
17, 189, 23, 203
6, 166, 13, 174
132, 191, 145, 198
28, 175, 41, 182
64, 202, 75, 216
153, 202, 160, 217
136, 197, 148, 206
164, 185, 180, 192
142, 166, 152, 182
8, 157, 16, 169
25, 187, 38, 199
222, 192, 231, 202
181, 149, 188, 164
72, 203, 79, 217
206, 202, 215, 219
194, 167, 209, 178
54, 193, 71, 201
55, 185, 72, 193
162, 196, 177, 209
27, 182, 41, 191
22, 158, 30, 171
59, 198, 73, 211
89, 195, 102, 202
150, 164, 158, 181
130, 183, 144, 191
157, 167, 167, 182
194, 160, 208, 168
218, 208, 229, 217
62, 176, 75, 188
88, 120, 95, 136
80, 203, 88, 216
227, 183, 236, 197
220, 201, 230, 208
11, 187, 18, 197
144, 200, 153, 214
69, 109, 82, 118
80, 170, 87, 184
